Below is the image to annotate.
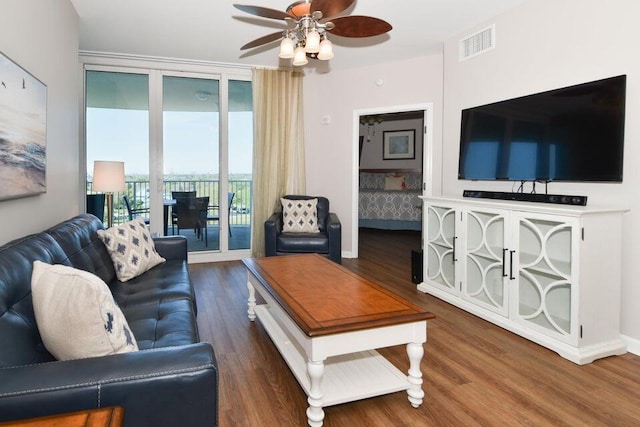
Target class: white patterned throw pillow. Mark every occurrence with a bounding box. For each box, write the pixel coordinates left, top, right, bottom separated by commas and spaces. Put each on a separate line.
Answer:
281, 198, 320, 233
31, 261, 138, 361
97, 218, 165, 282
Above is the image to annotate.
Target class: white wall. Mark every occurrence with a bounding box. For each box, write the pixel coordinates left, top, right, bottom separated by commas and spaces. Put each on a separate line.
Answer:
440, 0, 640, 344
359, 118, 423, 170
0, 1, 80, 245
303, 54, 444, 257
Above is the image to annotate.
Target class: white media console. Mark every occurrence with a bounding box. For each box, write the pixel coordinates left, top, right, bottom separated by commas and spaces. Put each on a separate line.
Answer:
419, 195, 627, 364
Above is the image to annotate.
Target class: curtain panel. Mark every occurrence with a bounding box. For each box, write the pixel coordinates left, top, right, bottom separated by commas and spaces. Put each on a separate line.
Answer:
251, 68, 306, 257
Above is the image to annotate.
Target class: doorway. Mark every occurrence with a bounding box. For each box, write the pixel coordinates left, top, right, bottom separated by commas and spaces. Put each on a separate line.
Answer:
351, 103, 433, 258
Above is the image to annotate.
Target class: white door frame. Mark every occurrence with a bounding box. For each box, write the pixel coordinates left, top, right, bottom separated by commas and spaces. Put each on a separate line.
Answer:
351, 103, 434, 258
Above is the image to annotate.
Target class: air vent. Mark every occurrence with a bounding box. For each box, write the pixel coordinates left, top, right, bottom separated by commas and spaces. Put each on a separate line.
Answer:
459, 25, 495, 61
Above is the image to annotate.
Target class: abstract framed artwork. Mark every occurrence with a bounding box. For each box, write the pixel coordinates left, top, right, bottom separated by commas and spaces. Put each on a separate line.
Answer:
0, 51, 47, 201
383, 129, 415, 160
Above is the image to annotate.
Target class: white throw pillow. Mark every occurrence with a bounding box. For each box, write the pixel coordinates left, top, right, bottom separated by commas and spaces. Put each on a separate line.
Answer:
31, 261, 138, 361
281, 198, 320, 233
384, 175, 406, 190
97, 218, 165, 282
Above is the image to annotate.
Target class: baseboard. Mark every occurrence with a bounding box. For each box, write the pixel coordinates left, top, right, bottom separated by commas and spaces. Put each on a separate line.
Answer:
622, 334, 640, 356
342, 250, 354, 259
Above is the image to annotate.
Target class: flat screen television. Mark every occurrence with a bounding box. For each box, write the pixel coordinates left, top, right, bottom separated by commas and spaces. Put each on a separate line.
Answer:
458, 75, 626, 182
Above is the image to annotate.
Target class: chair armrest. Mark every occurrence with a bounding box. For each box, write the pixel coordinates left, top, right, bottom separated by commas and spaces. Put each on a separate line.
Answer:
327, 212, 342, 264
153, 235, 187, 261
264, 213, 281, 257
0, 343, 218, 427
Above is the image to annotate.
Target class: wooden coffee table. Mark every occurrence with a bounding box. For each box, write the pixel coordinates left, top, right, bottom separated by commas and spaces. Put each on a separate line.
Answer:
0, 407, 124, 427
243, 254, 435, 427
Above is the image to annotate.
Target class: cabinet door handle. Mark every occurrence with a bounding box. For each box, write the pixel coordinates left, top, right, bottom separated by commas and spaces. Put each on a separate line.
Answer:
453, 236, 458, 262
509, 250, 516, 280
502, 248, 508, 277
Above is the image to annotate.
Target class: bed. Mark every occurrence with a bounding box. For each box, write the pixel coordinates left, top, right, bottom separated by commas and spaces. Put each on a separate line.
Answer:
358, 169, 423, 231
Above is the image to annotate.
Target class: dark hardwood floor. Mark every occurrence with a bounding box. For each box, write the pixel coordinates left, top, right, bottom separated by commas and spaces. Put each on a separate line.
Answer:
189, 228, 640, 426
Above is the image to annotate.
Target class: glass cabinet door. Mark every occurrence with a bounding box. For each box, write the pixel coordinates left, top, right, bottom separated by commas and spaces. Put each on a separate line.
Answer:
511, 213, 579, 345
462, 208, 509, 316
425, 205, 458, 294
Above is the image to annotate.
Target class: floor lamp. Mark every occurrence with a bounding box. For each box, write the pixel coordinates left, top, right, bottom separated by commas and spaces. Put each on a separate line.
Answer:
93, 161, 125, 228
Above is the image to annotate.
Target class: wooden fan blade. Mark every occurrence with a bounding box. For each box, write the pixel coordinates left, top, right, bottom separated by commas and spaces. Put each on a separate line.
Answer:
311, 0, 355, 18
241, 32, 283, 50
233, 4, 292, 20
327, 16, 392, 38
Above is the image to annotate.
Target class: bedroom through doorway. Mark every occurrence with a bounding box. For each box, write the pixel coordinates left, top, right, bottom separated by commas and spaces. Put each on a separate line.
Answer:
352, 104, 433, 261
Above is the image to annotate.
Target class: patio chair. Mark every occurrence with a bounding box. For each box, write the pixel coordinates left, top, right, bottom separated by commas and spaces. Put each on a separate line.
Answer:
196, 196, 210, 247
86, 194, 105, 222
123, 195, 150, 225
172, 191, 199, 237
207, 192, 235, 237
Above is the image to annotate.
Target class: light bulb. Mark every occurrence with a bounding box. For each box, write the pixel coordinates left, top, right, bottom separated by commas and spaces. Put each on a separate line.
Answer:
279, 37, 295, 59
305, 29, 320, 53
292, 46, 308, 66
317, 38, 334, 60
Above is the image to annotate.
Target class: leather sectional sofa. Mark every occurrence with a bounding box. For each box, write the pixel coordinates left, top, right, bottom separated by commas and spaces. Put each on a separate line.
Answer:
0, 214, 218, 426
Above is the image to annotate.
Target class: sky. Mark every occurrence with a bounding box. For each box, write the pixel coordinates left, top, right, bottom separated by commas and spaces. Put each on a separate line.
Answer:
86, 108, 253, 177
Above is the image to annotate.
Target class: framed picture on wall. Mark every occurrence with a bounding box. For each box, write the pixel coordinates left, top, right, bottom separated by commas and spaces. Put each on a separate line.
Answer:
0, 50, 47, 201
383, 130, 415, 160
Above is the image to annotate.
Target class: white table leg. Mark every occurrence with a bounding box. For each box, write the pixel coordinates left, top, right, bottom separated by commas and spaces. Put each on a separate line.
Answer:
406, 342, 424, 408
247, 280, 256, 321
306, 360, 325, 427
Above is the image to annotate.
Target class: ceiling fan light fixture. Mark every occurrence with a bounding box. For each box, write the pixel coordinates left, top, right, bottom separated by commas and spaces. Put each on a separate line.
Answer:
304, 29, 320, 53
317, 38, 334, 60
292, 45, 308, 66
279, 36, 295, 58
287, 0, 312, 18
235, 1, 392, 67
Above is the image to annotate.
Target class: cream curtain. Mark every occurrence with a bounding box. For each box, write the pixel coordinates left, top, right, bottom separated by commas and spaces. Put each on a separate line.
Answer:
251, 68, 306, 257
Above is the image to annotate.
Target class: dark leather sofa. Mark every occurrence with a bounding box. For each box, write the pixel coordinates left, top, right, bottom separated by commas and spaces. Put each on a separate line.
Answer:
0, 214, 217, 426
264, 195, 342, 264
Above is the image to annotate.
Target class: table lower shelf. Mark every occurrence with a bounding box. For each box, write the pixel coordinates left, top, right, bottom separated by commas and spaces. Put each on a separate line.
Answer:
254, 304, 409, 406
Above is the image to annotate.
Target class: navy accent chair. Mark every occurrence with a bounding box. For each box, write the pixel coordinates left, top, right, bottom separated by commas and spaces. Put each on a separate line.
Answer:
264, 195, 341, 264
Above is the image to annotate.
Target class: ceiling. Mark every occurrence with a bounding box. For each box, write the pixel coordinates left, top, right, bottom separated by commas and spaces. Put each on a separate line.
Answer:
70, 0, 528, 72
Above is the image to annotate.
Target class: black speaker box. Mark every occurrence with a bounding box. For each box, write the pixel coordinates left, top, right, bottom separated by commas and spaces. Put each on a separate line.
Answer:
463, 190, 587, 206
411, 249, 423, 284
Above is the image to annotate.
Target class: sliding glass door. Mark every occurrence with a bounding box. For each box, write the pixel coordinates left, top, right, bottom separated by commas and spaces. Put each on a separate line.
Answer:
162, 75, 220, 250
228, 80, 253, 251
84, 62, 252, 261
85, 70, 149, 226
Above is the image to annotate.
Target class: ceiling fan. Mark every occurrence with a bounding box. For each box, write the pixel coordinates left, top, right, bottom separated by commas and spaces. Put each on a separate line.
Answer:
233, 0, 392, 66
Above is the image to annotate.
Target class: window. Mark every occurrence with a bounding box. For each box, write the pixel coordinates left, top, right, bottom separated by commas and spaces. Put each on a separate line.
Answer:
84, 61, 252, 261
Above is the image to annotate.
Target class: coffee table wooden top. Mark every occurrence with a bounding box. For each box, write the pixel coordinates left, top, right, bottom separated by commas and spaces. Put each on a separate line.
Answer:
243, 254, 435, 337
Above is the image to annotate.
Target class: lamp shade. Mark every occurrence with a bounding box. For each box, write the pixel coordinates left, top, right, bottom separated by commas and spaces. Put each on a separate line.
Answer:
279, 37, 295, 59
318, 38, 334, 60
292, 46, 308, 66
304, 29, 320, 53
93, 161, 125, 192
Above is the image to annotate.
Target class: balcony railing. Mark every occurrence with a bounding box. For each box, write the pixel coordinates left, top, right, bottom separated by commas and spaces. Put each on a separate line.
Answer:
87, 179, 252, 227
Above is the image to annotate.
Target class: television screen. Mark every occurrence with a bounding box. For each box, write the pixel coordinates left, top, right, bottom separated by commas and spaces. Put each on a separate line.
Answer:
458, 75, 626, 182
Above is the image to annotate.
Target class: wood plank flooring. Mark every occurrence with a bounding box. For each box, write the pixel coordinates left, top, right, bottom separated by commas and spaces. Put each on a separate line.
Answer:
189, 228, 640, 426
